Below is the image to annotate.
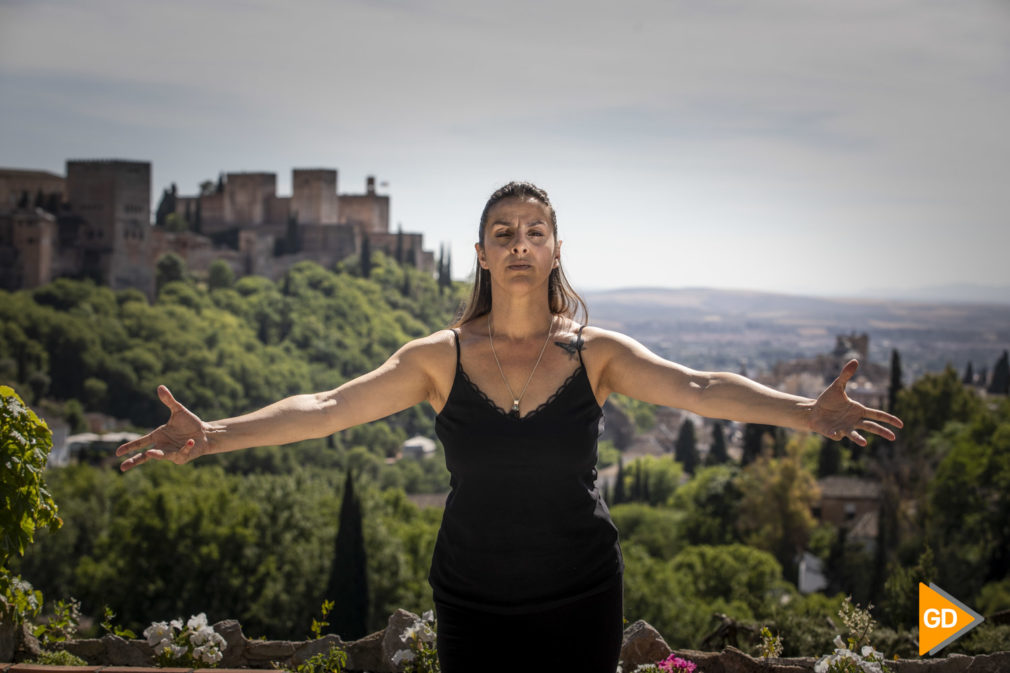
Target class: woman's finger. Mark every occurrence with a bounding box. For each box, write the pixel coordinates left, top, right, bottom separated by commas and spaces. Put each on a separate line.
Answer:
158, 385, 183, 412
116, 432, 155, 457
865, 407, 903, 429
834, 359, 860, 388
859, 419, 896, 441
846, 428, 867, 446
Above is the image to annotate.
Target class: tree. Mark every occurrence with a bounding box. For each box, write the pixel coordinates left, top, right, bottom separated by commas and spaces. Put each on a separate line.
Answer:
360, 236, 372, 279
326, 470, 369, 640
613, 456, 626, 504
155, 253, 187, 296
989, 350, 1009, 395
395, 224, 404, 264
707, 421, 728, 466
741, 423, 774, 466
888, 349, 903, 413
207, 260, 234, 291
963, 361, 974, 386
817, 436, 841, 478
675, 418, 699, 475
737, 437, 820, 582
155, 184, 177, 227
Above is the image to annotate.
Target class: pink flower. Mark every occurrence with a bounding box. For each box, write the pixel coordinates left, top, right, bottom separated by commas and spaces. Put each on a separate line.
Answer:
657, 654, 697, 672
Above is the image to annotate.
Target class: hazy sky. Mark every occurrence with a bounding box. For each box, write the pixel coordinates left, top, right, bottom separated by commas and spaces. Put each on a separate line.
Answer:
2, 0, 1008, 299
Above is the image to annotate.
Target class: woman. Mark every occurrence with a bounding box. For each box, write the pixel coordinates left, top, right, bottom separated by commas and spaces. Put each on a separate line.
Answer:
117, 181, 902, 671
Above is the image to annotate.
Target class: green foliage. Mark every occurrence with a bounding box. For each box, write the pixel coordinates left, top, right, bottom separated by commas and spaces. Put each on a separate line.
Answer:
25, 649, 88, 666
758, 626, 783, 658
207, 260, 235, 291
310, 600, 334, 640
35, 597, 80, 646
610, 394, 656, 432
101, 605, 137, 639
620, 454, 683, 506
675, 418, 699, 475
671, 465, 742, 546
736, 436, 819, 581
1, 386, 62, 564
285, 644, 347, 673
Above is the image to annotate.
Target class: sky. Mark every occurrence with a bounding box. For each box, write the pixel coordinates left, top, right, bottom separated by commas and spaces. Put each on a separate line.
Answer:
1, 0, 1008, 300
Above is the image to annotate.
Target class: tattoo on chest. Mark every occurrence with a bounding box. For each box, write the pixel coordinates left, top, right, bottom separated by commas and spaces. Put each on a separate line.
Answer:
554, 334, 585, 360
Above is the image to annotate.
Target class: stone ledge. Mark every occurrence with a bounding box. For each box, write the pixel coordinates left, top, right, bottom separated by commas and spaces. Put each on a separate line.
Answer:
4, 615, 1009, 673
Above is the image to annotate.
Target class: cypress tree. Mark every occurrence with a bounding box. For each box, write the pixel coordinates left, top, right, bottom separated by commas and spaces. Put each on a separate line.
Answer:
741, 423, 771, 466
675, 418, 698, 475
817, 436, 841, 478
395, 224, 404, 264
613, 456, 626, 504
962, 361, 974, 385
988, 350, 1009, 395
888, 349, 903, 413
360, 235, 372, 278
326, 470, 369, 640
708, 421, 728, 465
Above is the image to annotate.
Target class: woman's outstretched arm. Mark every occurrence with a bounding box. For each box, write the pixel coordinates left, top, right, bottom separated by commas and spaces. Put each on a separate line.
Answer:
588, 328, 902, 446
116, 332, 453, 471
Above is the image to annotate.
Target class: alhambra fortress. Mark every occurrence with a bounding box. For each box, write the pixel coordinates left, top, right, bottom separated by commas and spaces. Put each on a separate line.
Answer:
0, 161, 436, 298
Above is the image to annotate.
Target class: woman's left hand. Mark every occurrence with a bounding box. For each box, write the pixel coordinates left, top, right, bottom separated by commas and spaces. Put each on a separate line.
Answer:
809, 359, 903, 446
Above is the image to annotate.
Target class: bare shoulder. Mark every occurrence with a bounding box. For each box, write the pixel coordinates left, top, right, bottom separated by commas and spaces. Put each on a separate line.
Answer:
395, 329, 458, 372
577, 325, 641, 359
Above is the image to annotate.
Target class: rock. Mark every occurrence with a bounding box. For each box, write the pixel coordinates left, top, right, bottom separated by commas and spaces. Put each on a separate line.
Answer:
382, 608, 425, 672
102, 634, 150, 667
213, 619, 247, 668
14, 622, 42, 661
345, 629, 386, 673
246, 639, 297, 668
0, 620, 16, 663
719, 646, 765, 673
620, 620, 672, 668
965, 651, 1010, 673
292, 634, 346, 667
63, 638, 105, 664
674, 648, 725, 673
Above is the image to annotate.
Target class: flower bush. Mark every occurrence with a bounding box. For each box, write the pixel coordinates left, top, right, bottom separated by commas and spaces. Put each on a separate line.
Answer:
626, 653, 697, 673
391, 610, 438, 673
143, 612, 227, 667
814, 597, 891, 673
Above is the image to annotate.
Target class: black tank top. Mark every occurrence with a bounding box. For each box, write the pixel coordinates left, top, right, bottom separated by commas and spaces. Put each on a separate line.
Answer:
428, 326, 624, 614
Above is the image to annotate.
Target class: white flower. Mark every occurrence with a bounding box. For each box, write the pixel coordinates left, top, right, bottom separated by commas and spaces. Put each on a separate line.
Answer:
170, 618, 184, 631
187, 612, 209, 631
191, 625, 216, 646
212, 632, 227, 649
833, 635, 846, 650
417, 623, 435, 643
421, 610, 434, 622
205, 649, 223, 664
168, 643, 188, 659
400, 623, 418, 643
193, 645, 207, 661
391, 649, 415, 664
144, 621, 172, 647
152, 639, 172, 656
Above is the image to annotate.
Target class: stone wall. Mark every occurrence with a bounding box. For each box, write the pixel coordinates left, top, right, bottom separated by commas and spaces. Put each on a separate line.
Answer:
7, 614, 1003, 673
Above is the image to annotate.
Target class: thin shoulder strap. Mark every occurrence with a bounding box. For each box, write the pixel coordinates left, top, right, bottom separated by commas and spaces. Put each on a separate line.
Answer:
451, 328, 461, 368
576, 323, 587, 368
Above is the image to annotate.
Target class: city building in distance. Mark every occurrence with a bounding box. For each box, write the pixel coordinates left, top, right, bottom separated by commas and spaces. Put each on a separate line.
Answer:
0, 161, 435, 298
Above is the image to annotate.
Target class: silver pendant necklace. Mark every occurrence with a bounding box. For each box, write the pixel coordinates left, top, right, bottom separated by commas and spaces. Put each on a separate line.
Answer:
488, 313, 555, 418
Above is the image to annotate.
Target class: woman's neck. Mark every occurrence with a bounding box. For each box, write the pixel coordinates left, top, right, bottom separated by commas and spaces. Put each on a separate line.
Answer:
486, 294, 554, 341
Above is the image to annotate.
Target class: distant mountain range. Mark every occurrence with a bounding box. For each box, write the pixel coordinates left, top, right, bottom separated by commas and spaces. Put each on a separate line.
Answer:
582, 286, 1010, 381
849, 283, 1010, 305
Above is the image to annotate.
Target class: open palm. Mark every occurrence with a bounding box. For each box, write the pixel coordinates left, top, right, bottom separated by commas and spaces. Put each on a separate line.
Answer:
116, 386, 209, 471
809, 359, 903, 446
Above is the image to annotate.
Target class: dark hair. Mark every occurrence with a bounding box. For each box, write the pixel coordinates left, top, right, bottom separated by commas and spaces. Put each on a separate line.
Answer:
452, 181, 588, 327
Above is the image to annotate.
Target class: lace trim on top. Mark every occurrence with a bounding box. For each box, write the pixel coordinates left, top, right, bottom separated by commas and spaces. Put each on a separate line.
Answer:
457, 363, 586, 421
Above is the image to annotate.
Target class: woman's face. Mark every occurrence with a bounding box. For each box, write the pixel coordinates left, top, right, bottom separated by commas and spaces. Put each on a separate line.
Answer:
477, 197, 560, 291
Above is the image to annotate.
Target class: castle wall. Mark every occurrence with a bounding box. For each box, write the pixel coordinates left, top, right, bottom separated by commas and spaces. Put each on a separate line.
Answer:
225, 173, 276, 225
339, 193, 389, 234
0, 169, 65, 211
292, 169, 339, 224
66, 160, 151, 290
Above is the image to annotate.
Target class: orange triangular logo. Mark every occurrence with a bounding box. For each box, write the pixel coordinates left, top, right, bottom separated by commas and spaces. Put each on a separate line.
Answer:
918, 582, 984, 656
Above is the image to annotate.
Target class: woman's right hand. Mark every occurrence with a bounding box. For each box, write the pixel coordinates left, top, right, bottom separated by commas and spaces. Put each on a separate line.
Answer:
116, 385, 210, 472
